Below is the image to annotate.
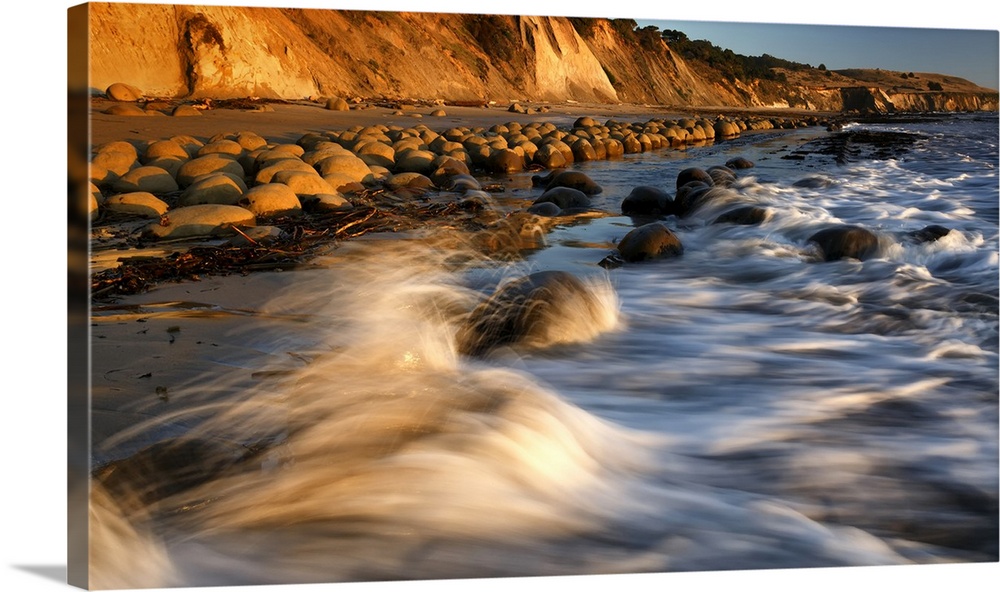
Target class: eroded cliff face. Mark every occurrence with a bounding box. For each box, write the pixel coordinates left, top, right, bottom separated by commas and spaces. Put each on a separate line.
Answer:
83, 3, 998, 113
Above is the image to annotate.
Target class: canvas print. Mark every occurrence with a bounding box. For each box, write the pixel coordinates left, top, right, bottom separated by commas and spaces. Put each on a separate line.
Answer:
68, 1, 999, 589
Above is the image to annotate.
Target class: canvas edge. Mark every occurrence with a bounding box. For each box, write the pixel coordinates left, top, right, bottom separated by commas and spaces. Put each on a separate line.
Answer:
68, 2, 92, 589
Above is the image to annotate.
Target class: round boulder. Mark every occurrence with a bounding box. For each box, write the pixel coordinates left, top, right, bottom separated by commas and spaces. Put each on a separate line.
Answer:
535, 170, 603, 195
105, 83, 143, 102
111, 166, 179, 194
239, 184, 303, 218
725, 157, 755, 170
487, 148, 524, 174
533, 187, 591, 210
807, 225, 880, 261
177, 155, 246, 187
143, 205, 255, 240
103, 192, 169, 218
325, 97, 350, 111
272, 170, 338, 198
676, 167, 714, 190
621, 186, 674, 217
713, 205, 769, 225
171, 105, 202, 117
456, 270, 612, 356
616, 222, 684, 263
178, 173, 247, 206
315, 154, 374, 184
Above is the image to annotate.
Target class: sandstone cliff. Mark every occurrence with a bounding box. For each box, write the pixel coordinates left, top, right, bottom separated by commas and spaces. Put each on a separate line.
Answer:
82, 3, 998, 113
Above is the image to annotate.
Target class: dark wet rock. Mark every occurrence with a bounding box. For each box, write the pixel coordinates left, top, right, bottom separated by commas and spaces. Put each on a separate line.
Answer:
713, 205, 769, 225
707, 166, 737, 187
442, 174, 481, 192
677, 185, 736, 218
725, 157, 755, 169
456, 270, 606, 356
621, 186, 674, 217
807, 225, 880, 261
676, 167, 714, 190
673, 182, 712, 217
788, 130, 919, 165
526, 201, 563, 217
533, 186, 591, 210
907, 224, 953, 243
537, 170, 603, 195
616, 222, 684, 263
793, 176, 836, 189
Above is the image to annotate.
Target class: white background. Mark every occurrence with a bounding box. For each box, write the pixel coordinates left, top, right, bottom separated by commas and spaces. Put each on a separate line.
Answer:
2, 1, 997, 590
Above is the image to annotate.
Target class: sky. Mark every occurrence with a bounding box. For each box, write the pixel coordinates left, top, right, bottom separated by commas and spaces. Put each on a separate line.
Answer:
636, 20, 999, 90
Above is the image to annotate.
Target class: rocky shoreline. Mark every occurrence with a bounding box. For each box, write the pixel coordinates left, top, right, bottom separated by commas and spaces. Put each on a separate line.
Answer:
89, 96, 922, 302
87, 98, 837, 298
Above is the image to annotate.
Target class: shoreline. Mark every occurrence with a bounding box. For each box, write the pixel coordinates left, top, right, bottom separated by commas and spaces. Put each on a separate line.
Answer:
89, 97, 849, 146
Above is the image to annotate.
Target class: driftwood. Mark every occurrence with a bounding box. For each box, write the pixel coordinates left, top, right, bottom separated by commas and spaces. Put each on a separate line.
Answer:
90, 187, 507, 301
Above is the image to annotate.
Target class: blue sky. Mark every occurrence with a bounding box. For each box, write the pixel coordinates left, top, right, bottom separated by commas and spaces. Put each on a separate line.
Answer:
636, 20, 999, 90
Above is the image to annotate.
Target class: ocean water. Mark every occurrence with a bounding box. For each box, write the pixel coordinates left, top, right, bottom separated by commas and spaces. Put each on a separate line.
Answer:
89, 114, 999, 588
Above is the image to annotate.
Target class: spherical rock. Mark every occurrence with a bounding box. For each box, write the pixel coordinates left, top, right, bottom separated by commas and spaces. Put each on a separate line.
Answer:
306, 193, 353, 212
325, 97, 350, 111
707, 166, 737, 187
621, 186, 674, 216
725, 157, 755, 169
198, 140, 244, 158
807, 225, 880, 261
617, 222, 684, 262
112, 166, 179, 194
533, 187, 591, 210
534, 170, 603, 195
456, 270, 613, 356
143, 205, 255, 240
488, 148, 524, 174
907, 224, 952, 243
104, 192, 169, 218
526, 201, 563, 217
171, 105, 202, 117
713, 205, 769, 225
676, 167, 714, 189
570, 138, 598, 162
92, 149, 137, 181
314, 154, 374, 184
254, 158, 316, 185
394, 149, 437, 175
177, 155, 246, 187
104, 103, 149, 116
356, 141, 395, 168
177, 173, 247, 206
105, 82, 143, 102
673, 182, 712, 217
430, 109, 447, 117
386, 172, 435, 191
239, 183, 303, 218
272, 170, 337, 197
532, 144, 567, 169
142, 140, 190, 163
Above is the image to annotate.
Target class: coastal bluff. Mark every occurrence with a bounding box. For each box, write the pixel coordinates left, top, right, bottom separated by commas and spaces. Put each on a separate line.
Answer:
82, 3, 997, 113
